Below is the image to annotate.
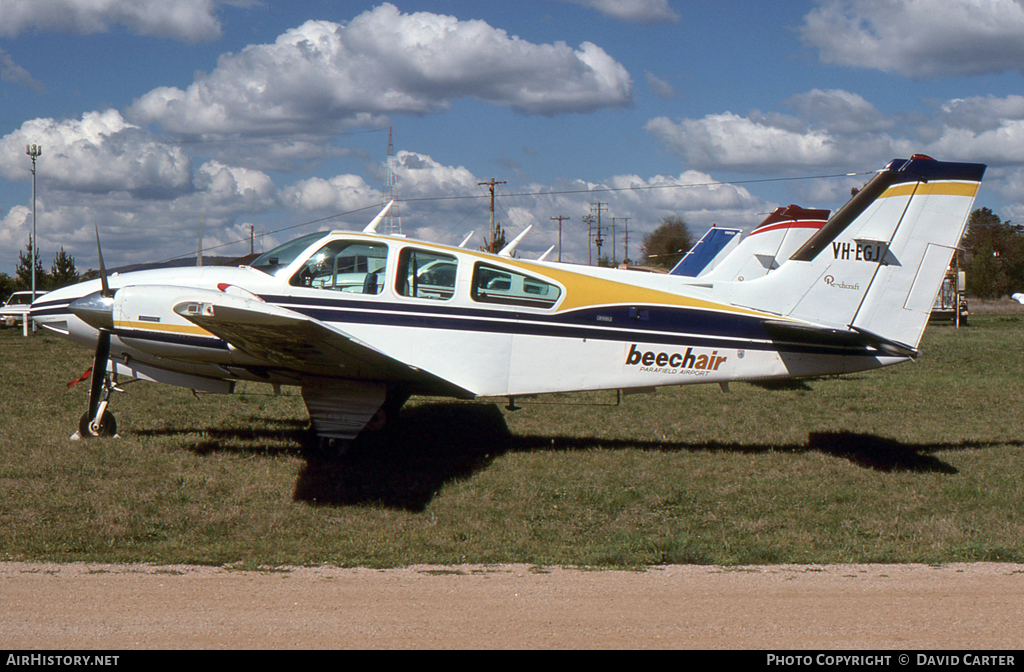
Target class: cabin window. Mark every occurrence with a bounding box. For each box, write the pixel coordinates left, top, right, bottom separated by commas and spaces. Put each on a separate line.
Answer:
290, 240, 388, 294
471, 262, 561, 309
249, 232, 327, 277
396, 248, 458, 301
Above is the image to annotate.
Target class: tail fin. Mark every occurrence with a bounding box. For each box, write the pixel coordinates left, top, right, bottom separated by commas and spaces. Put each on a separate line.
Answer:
731, 156, 985, 350
669, 226, 741, 277
700, 205, 829, 282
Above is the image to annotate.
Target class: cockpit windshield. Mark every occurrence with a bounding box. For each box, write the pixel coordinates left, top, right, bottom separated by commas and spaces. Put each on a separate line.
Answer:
248, 232, 328, 276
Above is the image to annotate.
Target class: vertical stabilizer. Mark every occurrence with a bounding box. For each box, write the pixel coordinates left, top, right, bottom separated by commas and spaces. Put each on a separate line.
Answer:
700, 205, 829, 282
730, 156, 985, 349
669, 227, 741, 277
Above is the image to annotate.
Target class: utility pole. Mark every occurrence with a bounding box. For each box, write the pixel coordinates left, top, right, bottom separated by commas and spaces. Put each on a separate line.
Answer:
621, 217, 630, 265
478, 178, 506, 252
611, 217, 618, 265
25, 144, 41, 336
582, 214, 594, 265
590, 202, 607, 265
26, 144, 41, 303
550, 216, 569, 262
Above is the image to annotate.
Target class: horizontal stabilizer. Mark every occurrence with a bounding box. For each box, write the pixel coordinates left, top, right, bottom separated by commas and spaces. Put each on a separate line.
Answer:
762, 320, 918, 358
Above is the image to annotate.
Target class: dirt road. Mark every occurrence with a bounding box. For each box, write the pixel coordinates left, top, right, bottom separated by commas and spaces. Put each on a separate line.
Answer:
2, 562, 1022, 649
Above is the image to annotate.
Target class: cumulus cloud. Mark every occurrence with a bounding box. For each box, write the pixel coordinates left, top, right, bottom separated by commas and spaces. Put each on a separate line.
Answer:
0, 110, 192, 195
0, 131, 778, 271
785, 89, 892, 134
284, 174, 381, 214
559, 0, 680, 23
127, 4, 633, 135
801, 0, 1024, 77
642, 85, 1024, 185
938, 94, 1024, 132
0, 205, 31, 258
644, 112, 849, 172
194, 161, 276, 206
642, 88, 931, 173
0, 0, 224, 43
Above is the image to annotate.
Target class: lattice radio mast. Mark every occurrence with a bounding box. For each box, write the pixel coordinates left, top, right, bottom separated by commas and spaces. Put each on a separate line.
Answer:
383, 127, 402, 235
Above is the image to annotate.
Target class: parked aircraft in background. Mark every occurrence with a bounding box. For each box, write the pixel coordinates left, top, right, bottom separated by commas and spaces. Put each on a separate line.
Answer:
668, 225, 742, 277
30, 156, 985, 448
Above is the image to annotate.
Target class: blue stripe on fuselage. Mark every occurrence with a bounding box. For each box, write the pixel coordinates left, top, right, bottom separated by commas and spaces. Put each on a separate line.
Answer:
261, 294, 875, 357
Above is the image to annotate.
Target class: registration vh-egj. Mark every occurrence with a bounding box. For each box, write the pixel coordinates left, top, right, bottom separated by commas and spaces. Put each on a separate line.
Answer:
30, 155, 985, 450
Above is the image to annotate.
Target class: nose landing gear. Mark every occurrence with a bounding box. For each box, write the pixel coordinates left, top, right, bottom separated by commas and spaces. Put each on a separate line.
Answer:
72, 370, 122, 440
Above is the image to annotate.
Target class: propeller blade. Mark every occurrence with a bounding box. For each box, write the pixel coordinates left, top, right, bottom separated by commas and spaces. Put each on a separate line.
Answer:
86, 330, 111, 423
95, 223, 112, 298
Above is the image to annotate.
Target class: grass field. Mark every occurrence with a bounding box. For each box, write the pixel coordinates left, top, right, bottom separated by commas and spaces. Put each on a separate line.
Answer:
1, 312, 1023, 568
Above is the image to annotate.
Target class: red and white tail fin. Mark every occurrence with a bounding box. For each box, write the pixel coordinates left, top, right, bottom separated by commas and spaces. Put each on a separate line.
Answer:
700, 205, 829, 282
730, 156, 985, 351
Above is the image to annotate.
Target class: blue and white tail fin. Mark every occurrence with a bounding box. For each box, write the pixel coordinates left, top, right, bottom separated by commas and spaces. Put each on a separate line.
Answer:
699, 205, 829, 282
669, 226, 741, 277
730, 156, 985, 351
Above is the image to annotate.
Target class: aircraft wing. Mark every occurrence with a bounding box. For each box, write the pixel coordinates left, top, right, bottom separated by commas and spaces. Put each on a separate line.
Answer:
173, 293, 472, 397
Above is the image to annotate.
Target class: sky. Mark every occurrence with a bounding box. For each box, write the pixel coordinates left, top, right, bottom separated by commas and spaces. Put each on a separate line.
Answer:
2, 0, 1024, 275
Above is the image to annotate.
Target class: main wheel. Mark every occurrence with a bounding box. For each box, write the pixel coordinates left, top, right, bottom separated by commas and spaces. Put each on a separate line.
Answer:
78, 410, 117, 438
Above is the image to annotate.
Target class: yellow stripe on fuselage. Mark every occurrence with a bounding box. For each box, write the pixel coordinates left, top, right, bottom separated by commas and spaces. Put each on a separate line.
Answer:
462, 252, 777, 318
880, 180, 979, 199
115, 320, 215, 337
333, 232, 785, 320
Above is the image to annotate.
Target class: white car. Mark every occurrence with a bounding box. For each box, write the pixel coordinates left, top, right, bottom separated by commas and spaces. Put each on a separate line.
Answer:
0, 291, 46, 327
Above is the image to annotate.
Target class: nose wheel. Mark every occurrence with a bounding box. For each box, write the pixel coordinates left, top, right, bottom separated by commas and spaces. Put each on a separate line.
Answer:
72, 371, 121, 440
78, 409, 117, 438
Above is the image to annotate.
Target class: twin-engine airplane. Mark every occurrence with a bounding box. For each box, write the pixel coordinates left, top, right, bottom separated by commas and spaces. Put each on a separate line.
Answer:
31, 155, 985, 447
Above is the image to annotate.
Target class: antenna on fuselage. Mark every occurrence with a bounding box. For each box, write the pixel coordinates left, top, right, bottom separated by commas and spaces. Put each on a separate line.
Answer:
458, 231, 474, 248
364, 200, 395, 233
499, 224, 532, 258
537, 245, 555, 262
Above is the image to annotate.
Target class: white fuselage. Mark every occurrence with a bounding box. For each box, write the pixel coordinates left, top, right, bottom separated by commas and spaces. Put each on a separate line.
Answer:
31, 231, 900, 400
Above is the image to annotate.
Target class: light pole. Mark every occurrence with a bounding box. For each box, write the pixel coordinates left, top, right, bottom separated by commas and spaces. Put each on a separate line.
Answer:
25, 144, 42, 335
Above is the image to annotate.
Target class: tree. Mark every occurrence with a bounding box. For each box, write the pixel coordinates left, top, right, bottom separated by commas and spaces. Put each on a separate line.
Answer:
0, 273, 14, 301
15, 236, 46, 293
640, 215, 693, 269
49, 246, 79, 289
961, 207, 1024, 299
480, 222, 508, 254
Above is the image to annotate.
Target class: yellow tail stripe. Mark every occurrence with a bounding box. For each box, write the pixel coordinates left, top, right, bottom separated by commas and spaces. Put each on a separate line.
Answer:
881, 181, 979, 199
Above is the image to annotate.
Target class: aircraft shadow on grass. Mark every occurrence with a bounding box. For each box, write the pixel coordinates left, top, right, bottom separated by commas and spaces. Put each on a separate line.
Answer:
138, 401, 1018, 512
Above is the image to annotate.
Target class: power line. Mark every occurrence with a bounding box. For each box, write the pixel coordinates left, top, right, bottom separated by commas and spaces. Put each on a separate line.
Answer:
150, 170, 868, 266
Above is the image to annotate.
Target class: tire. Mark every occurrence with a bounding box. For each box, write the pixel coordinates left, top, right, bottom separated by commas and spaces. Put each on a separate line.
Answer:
78, 410, 117, 438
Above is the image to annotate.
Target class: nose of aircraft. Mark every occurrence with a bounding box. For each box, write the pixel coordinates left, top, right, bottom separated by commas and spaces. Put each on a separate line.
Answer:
69, 291, 115, 331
